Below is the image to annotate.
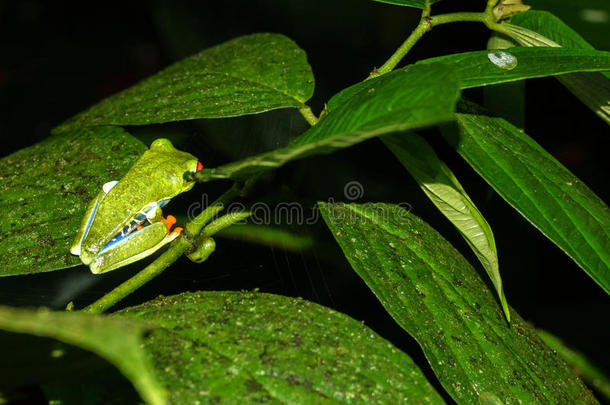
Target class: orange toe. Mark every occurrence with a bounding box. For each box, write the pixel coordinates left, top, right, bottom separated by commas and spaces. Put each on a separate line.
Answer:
162, 215, 177, 233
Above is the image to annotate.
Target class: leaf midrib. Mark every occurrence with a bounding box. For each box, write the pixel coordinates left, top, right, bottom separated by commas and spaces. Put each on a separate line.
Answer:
335, 205, 558, 402
462, 117, 609, 274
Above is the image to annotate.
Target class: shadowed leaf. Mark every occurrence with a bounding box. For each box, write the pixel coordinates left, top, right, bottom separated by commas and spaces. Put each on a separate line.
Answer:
0, 306, 164, 405
116, 291, 445, 404
0, 127, 146, 276
54, 34, 314, 133
195, 64, 460, 182
448, 113, 610, 293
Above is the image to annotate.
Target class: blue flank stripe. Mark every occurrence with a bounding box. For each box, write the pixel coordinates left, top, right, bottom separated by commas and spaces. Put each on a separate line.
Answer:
98, 199, 171, 254
78, 197, 99, 249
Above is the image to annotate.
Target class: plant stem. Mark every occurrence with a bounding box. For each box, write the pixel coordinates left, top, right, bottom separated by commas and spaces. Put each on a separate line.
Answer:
185, 183, 243, 236
299, 106, 319, 126
485, 0, 499, 15
201, 211, 252, 237
81, 239, 189, 314
367, 3, 502, 80
82, 184, 243, 314
368, 18, 430, 79
428, 12, 493, 28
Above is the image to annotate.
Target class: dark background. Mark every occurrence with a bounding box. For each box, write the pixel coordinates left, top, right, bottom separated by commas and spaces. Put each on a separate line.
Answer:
1, 0, 608, 402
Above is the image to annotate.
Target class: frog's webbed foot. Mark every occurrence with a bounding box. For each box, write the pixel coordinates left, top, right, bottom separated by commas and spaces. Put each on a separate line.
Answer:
161, 214, 183, 236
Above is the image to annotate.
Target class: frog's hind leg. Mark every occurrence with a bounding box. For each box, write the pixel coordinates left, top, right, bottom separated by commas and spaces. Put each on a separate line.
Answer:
89, 221, 180, 274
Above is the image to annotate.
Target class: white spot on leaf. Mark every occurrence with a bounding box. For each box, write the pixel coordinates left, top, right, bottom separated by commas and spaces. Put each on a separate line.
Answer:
487, 50, 518, 70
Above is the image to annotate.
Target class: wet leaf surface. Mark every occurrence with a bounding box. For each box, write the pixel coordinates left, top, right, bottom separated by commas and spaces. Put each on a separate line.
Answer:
319, 202, 597, 404
0, 127, 146, 276
117, 290, 445, 404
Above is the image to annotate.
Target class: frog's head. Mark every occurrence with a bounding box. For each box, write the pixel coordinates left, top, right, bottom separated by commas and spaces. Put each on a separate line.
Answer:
149, 138, 203, 194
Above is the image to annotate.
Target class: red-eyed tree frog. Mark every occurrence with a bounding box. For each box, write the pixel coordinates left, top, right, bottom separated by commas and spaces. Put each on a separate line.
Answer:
70, 138, 204, 273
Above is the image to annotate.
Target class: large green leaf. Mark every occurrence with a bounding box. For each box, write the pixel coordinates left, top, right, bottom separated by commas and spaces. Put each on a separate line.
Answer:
319, 202, 597, 404
449, 113, 610, 292
0, 306, 164, 405
417, 47, 610, 89
114, 291, 444, 404
53, 33, 314, 133
505, 11, 610, 123
382, 133, 508, 321
195, 64, 460, 182
328, 47, 610, 112
0, 127, 146, 276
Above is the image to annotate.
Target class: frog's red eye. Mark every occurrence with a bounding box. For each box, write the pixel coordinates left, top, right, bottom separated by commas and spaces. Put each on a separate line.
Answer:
196, 161, 204, 172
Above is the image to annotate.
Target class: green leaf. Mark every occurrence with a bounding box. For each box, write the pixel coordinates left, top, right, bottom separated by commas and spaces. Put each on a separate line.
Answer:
537, 329, 610, 400
0, 127, 146, 276
417, 47, 610, 89
370, 0, 437, 8
0, 306, 165, 405
116, 291, 445, 404
327, 46, 610, 112
525, 0, 610, 50
449, 113, 610, 292
319, 202, 598, 404
510, 10, 596, 50
53, 33, 314, 133
382, 133, 509, 321
195, 64, 460, 182
505, 11, 610, 124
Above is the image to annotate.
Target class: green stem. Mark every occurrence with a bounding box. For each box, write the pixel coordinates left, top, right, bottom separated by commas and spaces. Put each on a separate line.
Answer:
201, 211, 252, 237
299, 106, 319, 126
368, 18, 430, 79
428, 12, 493, 28
185, 183, 243, 236
485, 0, 499, 15
368, 4, 502, 80
81, 239, 189, 314
82, 184, 243, 314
